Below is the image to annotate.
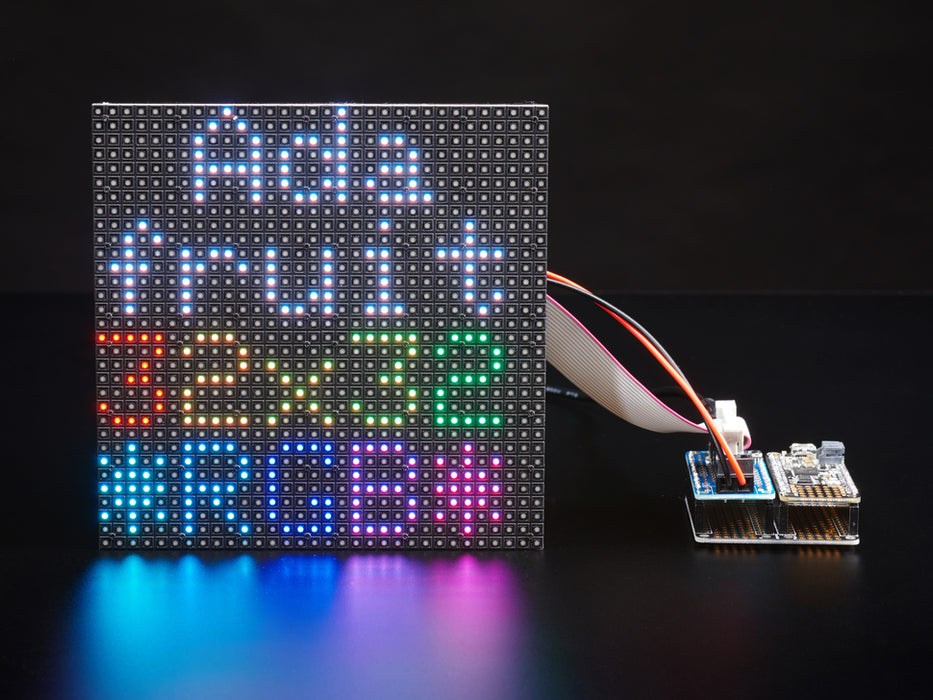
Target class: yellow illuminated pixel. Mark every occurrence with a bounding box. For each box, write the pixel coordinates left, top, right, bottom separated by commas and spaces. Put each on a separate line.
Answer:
180, 332, 334, 427
180, 330, 503, 429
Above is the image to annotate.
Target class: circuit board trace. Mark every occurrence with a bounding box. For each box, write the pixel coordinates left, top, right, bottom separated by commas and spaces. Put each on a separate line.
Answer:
685, 442, 860, 546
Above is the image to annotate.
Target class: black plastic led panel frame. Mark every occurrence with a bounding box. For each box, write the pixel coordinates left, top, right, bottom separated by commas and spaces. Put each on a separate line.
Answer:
93, 103, 548, 550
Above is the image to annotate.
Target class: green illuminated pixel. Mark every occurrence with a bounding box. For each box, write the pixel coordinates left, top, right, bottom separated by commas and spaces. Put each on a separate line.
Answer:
94, 103, 547, 549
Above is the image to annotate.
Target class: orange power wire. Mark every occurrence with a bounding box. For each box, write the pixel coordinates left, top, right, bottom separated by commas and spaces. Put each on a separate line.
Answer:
547, 271, 747, 486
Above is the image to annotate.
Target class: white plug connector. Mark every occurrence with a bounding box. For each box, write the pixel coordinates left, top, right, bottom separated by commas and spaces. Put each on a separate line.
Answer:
711, 400, 749, 455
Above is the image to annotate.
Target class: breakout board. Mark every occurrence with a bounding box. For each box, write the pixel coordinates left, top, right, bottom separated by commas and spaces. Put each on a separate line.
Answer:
93, 103, 548, 549
685, 441, 860, 545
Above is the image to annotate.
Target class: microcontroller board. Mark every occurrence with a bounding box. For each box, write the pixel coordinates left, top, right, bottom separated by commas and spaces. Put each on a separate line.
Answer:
686, 441, 859, 545
768, 442, 859, 505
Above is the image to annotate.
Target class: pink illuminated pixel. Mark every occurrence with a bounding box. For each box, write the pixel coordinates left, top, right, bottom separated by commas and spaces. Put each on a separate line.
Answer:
349, 442, 502, 537
93, 103, 547, 549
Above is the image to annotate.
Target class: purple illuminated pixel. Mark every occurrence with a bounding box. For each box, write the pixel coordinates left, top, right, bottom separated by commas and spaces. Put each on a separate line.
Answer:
93, 103, 547, 549
348, 442, 502, 537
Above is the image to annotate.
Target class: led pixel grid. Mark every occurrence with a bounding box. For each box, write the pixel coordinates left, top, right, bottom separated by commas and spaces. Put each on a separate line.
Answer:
93, 103, 547, 549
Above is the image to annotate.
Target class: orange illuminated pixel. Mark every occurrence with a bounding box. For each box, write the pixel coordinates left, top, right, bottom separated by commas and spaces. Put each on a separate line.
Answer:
179, 332, 334, 428
96, 332, 166, 427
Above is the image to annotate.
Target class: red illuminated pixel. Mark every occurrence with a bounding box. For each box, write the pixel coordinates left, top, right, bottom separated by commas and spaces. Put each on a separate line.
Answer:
96, 332, 167, 427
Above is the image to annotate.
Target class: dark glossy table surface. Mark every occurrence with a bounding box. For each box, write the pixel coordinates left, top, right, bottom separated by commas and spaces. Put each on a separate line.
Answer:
2, 293, 929, 699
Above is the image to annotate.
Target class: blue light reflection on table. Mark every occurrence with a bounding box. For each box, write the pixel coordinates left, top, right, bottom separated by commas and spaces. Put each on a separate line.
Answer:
59, 554, 534, 700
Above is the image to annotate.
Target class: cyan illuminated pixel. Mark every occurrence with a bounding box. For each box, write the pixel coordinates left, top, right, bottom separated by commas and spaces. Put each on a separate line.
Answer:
93, 103, 547, 549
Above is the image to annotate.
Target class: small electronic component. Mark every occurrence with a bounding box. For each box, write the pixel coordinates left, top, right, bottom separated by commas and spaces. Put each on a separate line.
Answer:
767, 442, 859, 544
768, 442, 859, 504
709, 446, 757, 493
707, 399, 755, 492
687, 450, 773, 501
685, 441, 860, 545
686, 450, 777, 543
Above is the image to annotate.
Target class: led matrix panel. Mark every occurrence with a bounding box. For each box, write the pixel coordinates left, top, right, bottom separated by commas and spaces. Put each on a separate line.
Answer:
93, 103, 548, 550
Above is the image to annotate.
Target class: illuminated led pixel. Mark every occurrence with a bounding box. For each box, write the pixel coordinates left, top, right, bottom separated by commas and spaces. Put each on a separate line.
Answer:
93, 103, 547, 549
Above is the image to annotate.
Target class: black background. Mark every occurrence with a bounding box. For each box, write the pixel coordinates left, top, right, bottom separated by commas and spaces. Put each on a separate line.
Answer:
2, 0, 930, 292
2, 1, 932, 697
